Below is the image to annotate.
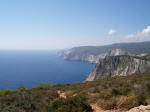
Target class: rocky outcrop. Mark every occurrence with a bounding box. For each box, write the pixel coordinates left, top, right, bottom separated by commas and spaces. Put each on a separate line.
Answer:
86, 55, 150, 81
127, 105, 150, 112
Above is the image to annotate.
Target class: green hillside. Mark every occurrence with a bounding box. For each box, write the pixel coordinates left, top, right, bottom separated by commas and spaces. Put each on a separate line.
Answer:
0, 72, 150, 112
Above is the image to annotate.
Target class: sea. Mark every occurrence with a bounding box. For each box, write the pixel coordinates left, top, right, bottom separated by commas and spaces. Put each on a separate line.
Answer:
0, 50, 94, 90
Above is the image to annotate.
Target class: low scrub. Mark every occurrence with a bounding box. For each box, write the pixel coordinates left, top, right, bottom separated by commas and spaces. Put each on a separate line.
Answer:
0, 72, 150, 111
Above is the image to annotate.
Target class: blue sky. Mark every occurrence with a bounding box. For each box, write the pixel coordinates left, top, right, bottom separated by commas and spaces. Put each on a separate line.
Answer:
0, 0, 150, 50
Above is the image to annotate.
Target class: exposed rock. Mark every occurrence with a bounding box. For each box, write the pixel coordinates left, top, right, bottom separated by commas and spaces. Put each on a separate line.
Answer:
59, 48, 129, 63
86, 55, 150, 81
58, 42, 150, 63
127, 105, 150, 112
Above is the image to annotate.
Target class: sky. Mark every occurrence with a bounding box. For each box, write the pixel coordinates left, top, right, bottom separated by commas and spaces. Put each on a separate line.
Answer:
0, 0, 150, 50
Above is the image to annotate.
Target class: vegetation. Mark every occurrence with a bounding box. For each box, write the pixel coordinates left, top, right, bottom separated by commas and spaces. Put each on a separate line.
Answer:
0, 84, 92, 112
61, 41, 150, 57
57, 71, 150, 110
114, 55, 150, 61
0, 72, 150, 111
49, 96, 93, 112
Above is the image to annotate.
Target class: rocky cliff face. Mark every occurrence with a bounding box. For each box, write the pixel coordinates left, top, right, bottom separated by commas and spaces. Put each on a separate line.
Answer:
58, 49, 130, 63
86, 55, 150, 81
58, 42, 150, 63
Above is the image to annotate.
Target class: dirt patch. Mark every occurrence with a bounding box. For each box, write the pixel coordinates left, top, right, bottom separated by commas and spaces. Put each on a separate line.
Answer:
57, 90, 67, 99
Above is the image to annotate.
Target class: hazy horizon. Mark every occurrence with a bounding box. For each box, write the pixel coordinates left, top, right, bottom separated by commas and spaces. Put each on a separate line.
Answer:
0, 0, 150, 50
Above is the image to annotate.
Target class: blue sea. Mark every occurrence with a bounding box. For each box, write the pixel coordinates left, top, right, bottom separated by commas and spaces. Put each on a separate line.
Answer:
0, 51, 94, 90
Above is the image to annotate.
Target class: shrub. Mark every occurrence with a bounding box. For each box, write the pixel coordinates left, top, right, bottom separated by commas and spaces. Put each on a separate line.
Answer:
0, 89, 11, 95
49, 96, 93, 112
116, 96, 138, 110
99, 97, 117, 110
34, 83, 52, 90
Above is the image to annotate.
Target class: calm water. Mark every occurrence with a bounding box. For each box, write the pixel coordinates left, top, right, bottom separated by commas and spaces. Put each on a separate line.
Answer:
0, 51, 94, 90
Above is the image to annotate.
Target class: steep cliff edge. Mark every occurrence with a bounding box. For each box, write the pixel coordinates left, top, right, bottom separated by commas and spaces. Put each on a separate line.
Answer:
58, 42, 150, 63
58, 48, 130, 63
86, 55, 150, 81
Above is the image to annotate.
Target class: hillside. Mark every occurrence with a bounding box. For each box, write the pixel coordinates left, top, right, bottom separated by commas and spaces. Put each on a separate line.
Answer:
57, 72, 150, 111
86, 55, 150, 81
58, 41, 150, 63
0, 72, 150, 112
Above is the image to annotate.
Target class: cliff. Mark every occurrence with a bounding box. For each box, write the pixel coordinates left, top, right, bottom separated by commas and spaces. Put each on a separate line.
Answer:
86, 55, 150, 81
58, 41, 150, 63
58, 48, 130, 63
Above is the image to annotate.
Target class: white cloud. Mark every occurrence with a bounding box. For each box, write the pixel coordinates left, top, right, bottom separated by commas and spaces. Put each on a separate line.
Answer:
108, 29, 117, 35
125, 26, 150, 41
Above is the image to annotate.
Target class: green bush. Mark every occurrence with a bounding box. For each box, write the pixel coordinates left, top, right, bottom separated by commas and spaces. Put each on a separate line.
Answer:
49, 96, 93, 112
0, 89, 11, 95
34, 83, 52, 90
